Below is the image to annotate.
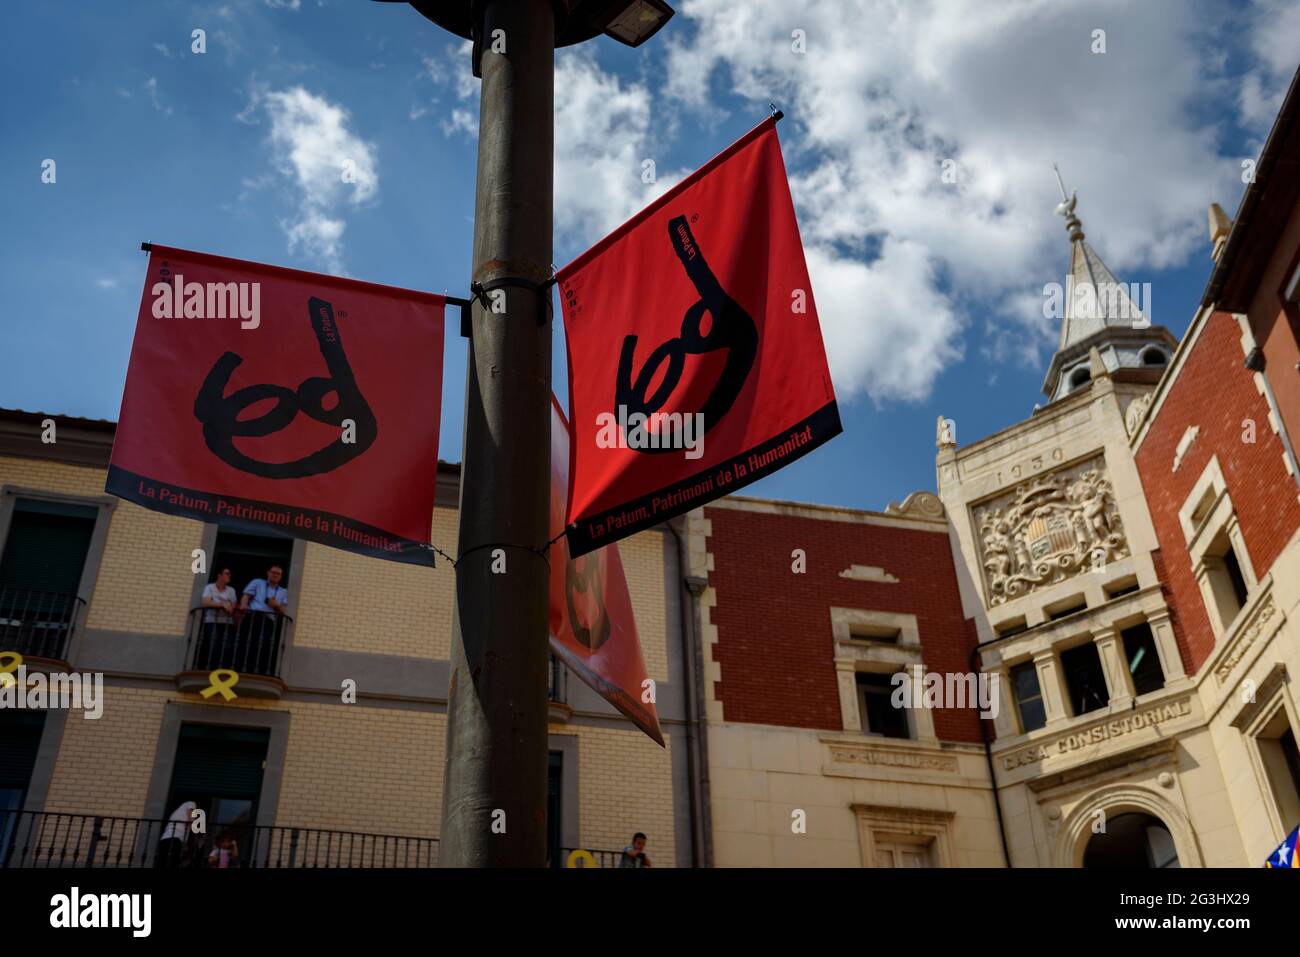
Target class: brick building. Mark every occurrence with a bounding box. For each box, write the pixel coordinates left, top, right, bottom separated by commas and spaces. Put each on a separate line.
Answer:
684, 67, 1300, 868
3, 71, 1297, 871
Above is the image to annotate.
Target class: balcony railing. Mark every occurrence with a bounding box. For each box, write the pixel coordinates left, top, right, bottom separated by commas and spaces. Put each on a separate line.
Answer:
185, 607, 291, 679
0, 811, 438, 868
548, 652, 567, 703
558, 847, 629, 868
0, 588, 84, 662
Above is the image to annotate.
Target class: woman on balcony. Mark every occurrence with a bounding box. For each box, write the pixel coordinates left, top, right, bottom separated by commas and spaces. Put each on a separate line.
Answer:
197, 568, 237, 671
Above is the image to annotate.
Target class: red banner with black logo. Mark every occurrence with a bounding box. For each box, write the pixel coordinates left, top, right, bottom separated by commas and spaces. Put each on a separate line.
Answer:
550, 397, 663, 746
107, 245, 446, 565
557, 116, 840, 556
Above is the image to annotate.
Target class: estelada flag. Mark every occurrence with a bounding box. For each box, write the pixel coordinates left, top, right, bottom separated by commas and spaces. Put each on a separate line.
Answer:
1265, 825, 1299, 867
550, 396, 663, 746
557, 115, 841, 555
107, 244, 446, 565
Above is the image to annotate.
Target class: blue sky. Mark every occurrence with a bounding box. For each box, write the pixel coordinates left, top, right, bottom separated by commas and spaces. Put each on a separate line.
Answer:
1, 0, 1297, 513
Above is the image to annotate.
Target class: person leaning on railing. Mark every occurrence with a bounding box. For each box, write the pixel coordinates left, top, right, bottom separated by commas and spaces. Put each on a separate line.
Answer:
238, 564, 290, 673
197, 568, 237, 671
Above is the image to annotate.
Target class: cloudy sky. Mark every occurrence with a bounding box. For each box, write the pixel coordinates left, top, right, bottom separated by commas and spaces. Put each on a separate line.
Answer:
1, 0, 1296, 513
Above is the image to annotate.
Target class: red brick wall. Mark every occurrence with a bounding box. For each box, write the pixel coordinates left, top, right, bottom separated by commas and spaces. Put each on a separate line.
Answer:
704, 505, 982, 743
1135, 311, 1300, 674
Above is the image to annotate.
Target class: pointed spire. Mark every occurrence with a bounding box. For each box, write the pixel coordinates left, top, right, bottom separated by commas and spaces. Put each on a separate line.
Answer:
1039, 166, 1176, 403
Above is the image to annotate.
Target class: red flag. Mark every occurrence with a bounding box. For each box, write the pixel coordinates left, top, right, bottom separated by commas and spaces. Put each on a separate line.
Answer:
557, 116, 840, 555
550, 397, 663, 746
108, 245, 446, 565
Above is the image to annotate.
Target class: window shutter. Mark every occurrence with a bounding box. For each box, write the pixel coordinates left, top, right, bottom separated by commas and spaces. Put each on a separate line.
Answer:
0, 713, 46, 791
0, 500, 97, 596
169, 725, 269, 798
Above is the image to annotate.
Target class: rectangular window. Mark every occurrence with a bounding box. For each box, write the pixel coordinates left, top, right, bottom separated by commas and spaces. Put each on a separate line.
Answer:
0, 712, 47, 866
1257, 710, 1300, 834
996, 619, 1028, 639
1061, 642, 1109, 716
1223, 546, 1249, 611
1047, 598, 1087, 621
1121, 623, 1165, 696
856, 673, 909, 739
849, 627, 900, 644
209, 531, 294, 600
164, 724, 270, 868
1010, 662, 1047, 732
875, 835, 935, 867
0, 499, 97, 661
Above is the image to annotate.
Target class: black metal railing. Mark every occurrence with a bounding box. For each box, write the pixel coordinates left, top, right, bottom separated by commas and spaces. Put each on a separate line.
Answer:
0, 588, 84, 662
548, 653, 567, 703
0, 811, 438, 868
557, 847, 628, 868
185, 607, 292, 679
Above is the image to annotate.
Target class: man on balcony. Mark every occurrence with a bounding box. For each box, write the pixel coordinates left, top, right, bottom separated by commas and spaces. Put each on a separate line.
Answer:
237, 565, 289, 675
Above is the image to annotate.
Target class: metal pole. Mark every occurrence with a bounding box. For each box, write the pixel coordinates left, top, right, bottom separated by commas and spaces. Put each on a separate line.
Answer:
440, 0, 555, 867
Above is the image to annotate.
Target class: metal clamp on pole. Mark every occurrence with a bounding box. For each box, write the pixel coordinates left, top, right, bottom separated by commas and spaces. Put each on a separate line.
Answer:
466, 275, 557, 333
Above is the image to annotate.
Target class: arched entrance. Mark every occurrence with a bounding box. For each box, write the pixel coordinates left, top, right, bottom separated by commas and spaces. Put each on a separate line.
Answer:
1054, 782, 1203, 868
1083, 812, 1180, 868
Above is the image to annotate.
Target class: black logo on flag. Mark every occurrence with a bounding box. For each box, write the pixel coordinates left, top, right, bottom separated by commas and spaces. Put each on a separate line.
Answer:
566, 553, 610, 651
194, 297, 377, 478
613, 216, 758, 453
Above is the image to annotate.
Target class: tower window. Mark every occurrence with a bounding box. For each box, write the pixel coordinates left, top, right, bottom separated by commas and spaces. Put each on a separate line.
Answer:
1061, 642, 1109, 716
1068, 367, 1092, 391
1141, 347, 1167, 366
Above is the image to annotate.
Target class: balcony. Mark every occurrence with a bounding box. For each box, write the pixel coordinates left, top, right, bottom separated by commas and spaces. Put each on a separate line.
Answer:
0, 587, 84, 665
176, 607, 291, 699
0, 811, 438, 868
557, 847, 630, 868
547, 652, 572, 723
0, 812, 629, 869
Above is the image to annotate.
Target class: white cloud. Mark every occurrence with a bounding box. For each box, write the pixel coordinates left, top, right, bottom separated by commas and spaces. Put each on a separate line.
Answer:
662, 0, 1285, 404
95, 278, 119, 290
143, 77, 172, 115
553, 49, 685, 249
153, 42, 172, 58
1237, 0, 1300, 127
257, 86, 379, 274
808, 240, 964, 404
264, 0, 301, 9
441, 108, 476, 138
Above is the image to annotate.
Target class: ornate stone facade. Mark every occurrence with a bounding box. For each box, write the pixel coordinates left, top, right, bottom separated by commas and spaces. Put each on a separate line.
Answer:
972, 456, 1129, 606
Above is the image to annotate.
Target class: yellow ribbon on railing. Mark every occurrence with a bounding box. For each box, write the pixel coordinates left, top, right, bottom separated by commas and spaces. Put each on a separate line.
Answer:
0, 651, 22, 688
566, 849, 598, 868
200, 669, 240, 701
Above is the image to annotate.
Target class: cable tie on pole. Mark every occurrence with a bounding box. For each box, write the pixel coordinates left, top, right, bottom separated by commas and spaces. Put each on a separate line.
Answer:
466, 276, 554, 326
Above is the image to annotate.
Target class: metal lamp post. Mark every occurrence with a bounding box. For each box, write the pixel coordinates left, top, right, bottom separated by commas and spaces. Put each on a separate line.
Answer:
375, 0, 673, 868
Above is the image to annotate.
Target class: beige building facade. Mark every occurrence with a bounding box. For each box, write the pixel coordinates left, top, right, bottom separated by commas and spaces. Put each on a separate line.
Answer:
0, 419, 691, 867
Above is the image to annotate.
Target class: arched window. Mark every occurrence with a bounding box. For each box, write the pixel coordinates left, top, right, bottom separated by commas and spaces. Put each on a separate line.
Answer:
1141, 347, 1167, 366
1069, 366, 1092, 391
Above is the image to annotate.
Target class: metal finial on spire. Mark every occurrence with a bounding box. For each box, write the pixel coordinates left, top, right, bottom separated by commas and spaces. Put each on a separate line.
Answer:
1051, 163, 1084, 241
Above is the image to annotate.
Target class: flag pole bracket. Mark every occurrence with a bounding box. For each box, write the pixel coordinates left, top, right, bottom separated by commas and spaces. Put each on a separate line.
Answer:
464, 275, 557, 337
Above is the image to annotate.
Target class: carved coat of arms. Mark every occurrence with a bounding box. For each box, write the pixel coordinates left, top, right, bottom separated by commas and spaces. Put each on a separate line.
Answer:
974, 461, 1128, 606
